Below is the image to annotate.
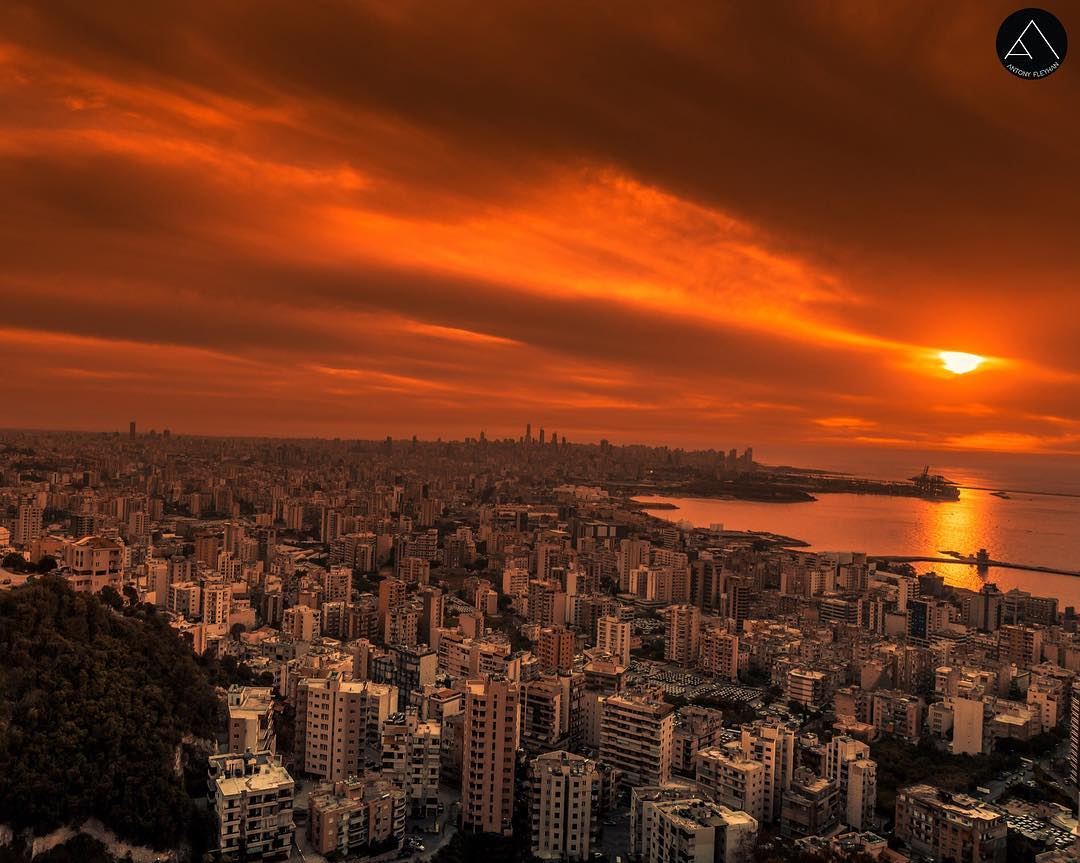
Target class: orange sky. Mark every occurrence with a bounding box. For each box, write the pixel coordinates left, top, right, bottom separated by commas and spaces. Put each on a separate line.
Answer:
2, 1, 1079, 465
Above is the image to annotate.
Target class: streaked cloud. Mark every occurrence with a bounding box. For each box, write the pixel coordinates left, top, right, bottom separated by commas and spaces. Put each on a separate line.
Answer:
1, 1, 1078, 467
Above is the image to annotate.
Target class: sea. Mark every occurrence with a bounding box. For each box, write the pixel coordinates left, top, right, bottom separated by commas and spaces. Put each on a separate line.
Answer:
636, 485, 1080, 609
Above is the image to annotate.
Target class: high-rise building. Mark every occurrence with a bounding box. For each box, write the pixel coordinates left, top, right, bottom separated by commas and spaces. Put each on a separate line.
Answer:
695, 748, 765, 825
671, 706, 726, 776
739, 719, 796, 823
823, 736, 876, 831
528, 579, 566, 628
195, 533, 222, 569
295, 674, 396, 780
595, 616, 631, 666
785, 668, 828, 710
529, 751, 604, 861
616, 539, 650, 593
699, 627, 739, 680
371, 644, 437, 712
227, 685, 276, 755
581, 656, 626, 749
665, 604, 701, 667
398, 555, 431, 585
946, 696, 985, 755
724, 575, 753, 633
998, 624, 1043, 667
537, 626, 575, 674
502, 566, 530, 597
520, 677, 570, 753
418, 586, 444, 646
146, 557, 170, 607
321, 566, 352, 603
208, 751, 294, 861
201, 580, 231, 636
870, 690, 923, 741
599, 692, 674, 787
378, 577, 406, 642
381, 710, 442, 816
970, 583, 1003, 632
461, 676, 520, 835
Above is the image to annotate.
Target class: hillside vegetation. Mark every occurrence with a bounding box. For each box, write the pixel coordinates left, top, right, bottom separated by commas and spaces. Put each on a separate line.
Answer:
0, 578, 221, 849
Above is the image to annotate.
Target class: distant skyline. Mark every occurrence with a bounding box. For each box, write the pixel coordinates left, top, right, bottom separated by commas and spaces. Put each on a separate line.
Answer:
2, 2, 1079, 460
8, 423, 1080, 498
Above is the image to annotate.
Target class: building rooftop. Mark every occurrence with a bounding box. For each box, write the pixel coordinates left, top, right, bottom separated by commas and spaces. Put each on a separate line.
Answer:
900, 785, 1004, 822
211, 752, 293, 797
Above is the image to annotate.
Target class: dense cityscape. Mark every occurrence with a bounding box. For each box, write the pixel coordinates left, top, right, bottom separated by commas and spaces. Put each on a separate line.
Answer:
2, 427, 1078, 863
3, 3, 1078, 863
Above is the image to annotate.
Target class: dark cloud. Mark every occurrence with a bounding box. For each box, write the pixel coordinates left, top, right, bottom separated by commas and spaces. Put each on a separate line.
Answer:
1, 0, 1078, 462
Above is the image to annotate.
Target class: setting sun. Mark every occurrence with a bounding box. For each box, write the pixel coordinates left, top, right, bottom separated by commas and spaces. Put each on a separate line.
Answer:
939, 351, 985, 375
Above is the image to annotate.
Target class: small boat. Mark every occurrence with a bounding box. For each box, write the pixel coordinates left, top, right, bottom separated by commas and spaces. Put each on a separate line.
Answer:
990, 491, 1011, 499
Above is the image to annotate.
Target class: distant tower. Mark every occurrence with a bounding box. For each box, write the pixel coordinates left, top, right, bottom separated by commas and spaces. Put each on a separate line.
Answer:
525, 423, 532, 444
129, 420, 136, 439
539, 428, 546, 446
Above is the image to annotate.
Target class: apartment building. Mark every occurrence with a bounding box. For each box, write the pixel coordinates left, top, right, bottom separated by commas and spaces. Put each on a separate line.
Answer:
639, 798, 758, 863
227, 685, 276, 755
207, 751, 294, 861
521, 677, 570, 753
695, 747, 765, 825
699, 627, 740, 681
295, 673, 396, 780
780, 768, 838, 839
823, 736, 876, 831
785, 668, 828, 710
282, 604, 320, 642
581, 656, 627, 749
738, 719, 796, 824
671, 706, 726, 776
65, 535, 124, 593
595, 615, 631, 666
529, 751, 604, 861
537, 626, 575, 674
461, 676, 520, 836
870, 690, 923, 741
894, 785, 1007, 863
665, 604, 701, 667
307, 776, 406, 858
380, 710, 441, 815
599, 692, 674, 787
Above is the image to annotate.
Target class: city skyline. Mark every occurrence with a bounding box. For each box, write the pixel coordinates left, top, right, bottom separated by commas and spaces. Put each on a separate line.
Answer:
2, 1, 1079, 463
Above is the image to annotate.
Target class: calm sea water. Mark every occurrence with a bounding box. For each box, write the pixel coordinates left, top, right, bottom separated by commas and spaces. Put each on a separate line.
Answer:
637, 489, 1080, 608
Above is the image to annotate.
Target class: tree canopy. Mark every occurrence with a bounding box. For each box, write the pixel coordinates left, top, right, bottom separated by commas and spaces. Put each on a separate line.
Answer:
0, 577, 222, 848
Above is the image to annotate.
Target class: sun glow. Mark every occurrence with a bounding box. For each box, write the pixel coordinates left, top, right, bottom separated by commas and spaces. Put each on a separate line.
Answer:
939, 351, 985, 375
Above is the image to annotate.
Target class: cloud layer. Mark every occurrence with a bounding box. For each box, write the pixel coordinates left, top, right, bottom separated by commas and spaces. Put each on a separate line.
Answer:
2, 1, 1079, 461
